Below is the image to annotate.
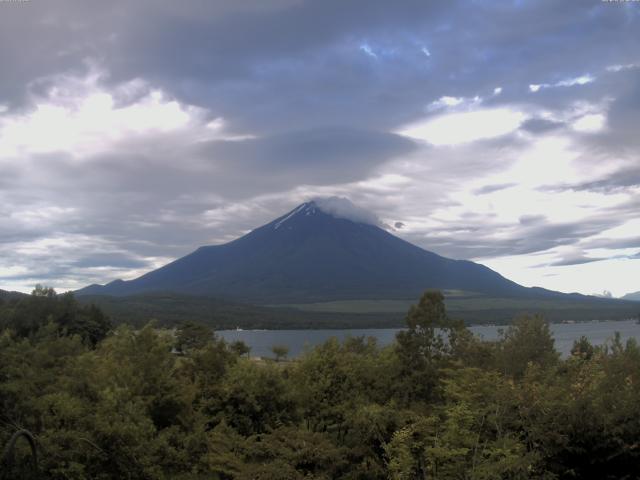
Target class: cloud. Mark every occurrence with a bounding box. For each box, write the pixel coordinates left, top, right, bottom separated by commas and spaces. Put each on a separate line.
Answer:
398, 108, 526, 146
594, 290, 613, 298
313, 196, 382, 226
0, 70, 209, 159
518, 214, 546, 226
544, 167, 640, 193
529, 74, 595, 93
2, 0, 635, 134
606, 63, 640, 73
473, 183, 517, 195
398, 212, 626, 262
426, 95, 481, 113
0, 0, 639, 295
198, 127, 417, 196
520, 118, 565, 134
359, 43, 378, 59
546, 255, 605, 267
584, 236, 640, 250
572, 113, 605, 133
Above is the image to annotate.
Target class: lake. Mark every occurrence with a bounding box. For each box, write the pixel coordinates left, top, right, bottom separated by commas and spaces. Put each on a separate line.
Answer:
217, 319, 640, 358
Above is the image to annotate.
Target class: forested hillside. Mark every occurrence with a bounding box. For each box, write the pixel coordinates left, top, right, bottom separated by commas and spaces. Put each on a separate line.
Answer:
0, 289, 26, 301
1, 289, 640, 479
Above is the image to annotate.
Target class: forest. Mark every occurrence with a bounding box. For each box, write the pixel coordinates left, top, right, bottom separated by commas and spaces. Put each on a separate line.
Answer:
1, 287, 639, 479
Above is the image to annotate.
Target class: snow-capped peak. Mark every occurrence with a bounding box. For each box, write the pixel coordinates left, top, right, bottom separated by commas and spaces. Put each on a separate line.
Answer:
273, 203, 310, 229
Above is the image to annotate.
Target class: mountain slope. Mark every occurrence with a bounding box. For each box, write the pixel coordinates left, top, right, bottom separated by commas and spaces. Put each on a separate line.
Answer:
0, 289, 27, 300
76, 201, 601, 303
622, 291, 640, 301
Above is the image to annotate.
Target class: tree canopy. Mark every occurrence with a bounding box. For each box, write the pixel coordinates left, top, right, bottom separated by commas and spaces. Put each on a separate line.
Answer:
1, 288, 639, 479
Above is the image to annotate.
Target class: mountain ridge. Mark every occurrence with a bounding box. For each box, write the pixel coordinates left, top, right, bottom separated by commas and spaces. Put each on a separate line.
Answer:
622, 291, 640, 301
76, 200, 618, 304
0, 288, 27, 300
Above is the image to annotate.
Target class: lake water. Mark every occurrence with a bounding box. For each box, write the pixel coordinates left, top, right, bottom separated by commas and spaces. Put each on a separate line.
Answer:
217, 319, 640, 358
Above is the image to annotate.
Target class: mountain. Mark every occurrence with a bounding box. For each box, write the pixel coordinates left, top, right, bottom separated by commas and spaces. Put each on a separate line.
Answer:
622, 291, 640, 301
76, 200, 602, 304
0, 288, 26, 300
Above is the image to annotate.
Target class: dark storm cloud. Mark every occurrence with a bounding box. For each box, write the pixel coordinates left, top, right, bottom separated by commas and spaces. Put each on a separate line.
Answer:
199, 128, 416, 190
588, 69, 640, 152
2, 0, 639, 132
143, 0, 640, 134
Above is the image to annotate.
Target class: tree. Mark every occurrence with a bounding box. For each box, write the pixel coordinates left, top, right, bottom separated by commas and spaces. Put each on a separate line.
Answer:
271, 345, 289, 362
394, 290, 459, 403
0, 288, 111, 345
31, 284, 56, 298
240, 427, 345, 479
570, 335, 595, 360
385, 366, 532, 480
218, 361, 296, 436
230, 340, 251, 358
60, 299, 112, 347
175, 321, 213, 354
498, 314, 559, 378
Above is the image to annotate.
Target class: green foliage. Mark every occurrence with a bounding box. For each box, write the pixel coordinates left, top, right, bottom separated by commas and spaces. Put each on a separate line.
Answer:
570, 335, 595, 360
175, 321, 213, 353
217, 360, 297, 436
204, 422, 345, 479
229, 340, 251, 358
32, 284, 57, 298
394, 290, 464, 403
1, 289, 640, 478
0, 286, 111, 346
270, 344, 289, 361
498, 314, 559, 378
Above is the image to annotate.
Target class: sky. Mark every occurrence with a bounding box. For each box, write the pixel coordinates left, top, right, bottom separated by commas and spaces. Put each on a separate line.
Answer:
0, 0, 639, 297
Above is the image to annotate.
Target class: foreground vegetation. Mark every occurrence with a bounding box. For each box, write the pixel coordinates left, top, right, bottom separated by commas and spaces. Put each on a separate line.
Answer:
1, 288, 640, 479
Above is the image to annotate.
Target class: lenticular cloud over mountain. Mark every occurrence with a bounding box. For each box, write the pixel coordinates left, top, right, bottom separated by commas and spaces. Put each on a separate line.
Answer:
312, 196, 381, 227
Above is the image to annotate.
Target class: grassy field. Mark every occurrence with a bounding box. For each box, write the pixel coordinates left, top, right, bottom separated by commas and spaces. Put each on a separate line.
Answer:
270, 296, 635, 314
268, 299, 415, 314
77, 290, 640, 329
266, 290, 478, 313
268, 293, 640, 324
78, 292, 405, 329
